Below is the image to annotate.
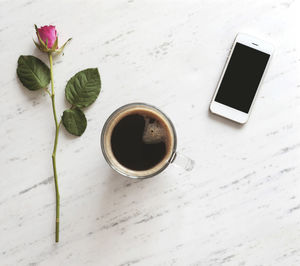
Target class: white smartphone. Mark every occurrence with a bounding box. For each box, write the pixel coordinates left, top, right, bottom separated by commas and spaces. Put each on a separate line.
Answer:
210, 33, 274, 124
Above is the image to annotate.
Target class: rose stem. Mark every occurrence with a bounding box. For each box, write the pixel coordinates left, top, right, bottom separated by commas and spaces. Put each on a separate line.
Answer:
49, 53, 61, 242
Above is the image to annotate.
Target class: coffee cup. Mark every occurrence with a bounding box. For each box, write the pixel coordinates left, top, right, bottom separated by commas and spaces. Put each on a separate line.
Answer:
101, 103, 194, 178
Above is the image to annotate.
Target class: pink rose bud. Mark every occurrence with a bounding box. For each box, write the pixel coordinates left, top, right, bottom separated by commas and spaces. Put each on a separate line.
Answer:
37, 25, 57, 49
34, 24, 71, 54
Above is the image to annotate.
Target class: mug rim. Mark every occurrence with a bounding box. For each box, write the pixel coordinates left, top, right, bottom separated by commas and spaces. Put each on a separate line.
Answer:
100, 102, 177, 179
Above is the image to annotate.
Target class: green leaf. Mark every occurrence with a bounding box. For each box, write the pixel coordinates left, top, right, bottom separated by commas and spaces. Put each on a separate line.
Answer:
62, 108, 87, 136
17, 55, 50, 91
65, 68, 101, 108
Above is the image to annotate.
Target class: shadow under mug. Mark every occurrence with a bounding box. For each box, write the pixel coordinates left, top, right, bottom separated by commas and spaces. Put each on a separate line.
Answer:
101, 103, 194, 179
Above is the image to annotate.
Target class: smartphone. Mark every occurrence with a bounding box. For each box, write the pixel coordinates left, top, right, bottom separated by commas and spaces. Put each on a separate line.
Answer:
210, 33, 274, 124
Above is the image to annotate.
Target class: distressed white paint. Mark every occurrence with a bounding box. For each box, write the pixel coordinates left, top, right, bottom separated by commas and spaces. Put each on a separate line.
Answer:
0, 0, 299, 265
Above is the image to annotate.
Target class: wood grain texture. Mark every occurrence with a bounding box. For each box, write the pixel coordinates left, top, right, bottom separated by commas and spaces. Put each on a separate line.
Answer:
0, 0, 299, 265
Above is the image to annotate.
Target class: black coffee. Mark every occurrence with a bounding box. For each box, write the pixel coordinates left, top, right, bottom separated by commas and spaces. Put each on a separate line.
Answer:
111, 112, 168, 171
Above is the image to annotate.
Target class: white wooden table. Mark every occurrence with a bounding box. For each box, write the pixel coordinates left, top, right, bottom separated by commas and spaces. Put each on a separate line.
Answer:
1, 0, 299, 265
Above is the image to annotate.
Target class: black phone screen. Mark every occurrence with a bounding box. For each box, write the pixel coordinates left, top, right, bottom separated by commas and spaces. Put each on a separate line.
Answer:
215, 43, 270, 113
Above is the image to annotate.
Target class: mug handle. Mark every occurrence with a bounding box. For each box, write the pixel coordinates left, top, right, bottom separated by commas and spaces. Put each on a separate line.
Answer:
170, 152, 195, 171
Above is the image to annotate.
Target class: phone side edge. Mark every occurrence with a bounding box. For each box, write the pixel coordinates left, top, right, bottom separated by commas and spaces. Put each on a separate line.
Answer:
209, 36, 238, 110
